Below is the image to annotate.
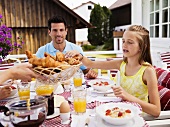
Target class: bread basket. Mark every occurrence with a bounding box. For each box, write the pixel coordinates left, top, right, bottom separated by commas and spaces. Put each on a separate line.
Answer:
33, 63, 82, 83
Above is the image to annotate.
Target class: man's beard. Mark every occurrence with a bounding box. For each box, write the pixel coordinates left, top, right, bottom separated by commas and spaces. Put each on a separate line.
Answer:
54, 36, 64, 44
55, 40, 64, 44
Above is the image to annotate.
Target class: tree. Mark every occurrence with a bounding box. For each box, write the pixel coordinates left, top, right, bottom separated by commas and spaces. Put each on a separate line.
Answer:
88, 4, 112, 47
88, 4, 105, 46
102, 6, 112, 42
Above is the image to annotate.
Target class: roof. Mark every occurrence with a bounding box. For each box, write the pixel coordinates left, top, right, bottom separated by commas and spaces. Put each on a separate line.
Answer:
72, 1, 95, 10
55, 0, 93, 28
109, 0, 131, 10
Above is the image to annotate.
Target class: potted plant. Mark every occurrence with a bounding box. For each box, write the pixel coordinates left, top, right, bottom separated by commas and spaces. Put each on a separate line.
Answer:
0, 14, 24, 64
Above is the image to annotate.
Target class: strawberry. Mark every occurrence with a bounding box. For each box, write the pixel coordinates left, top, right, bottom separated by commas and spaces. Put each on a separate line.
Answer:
125, 109, 131, 113
10, 86, 16, 89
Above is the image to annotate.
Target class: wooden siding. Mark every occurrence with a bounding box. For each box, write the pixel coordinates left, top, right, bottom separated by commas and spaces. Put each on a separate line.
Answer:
0, 0, 89, 54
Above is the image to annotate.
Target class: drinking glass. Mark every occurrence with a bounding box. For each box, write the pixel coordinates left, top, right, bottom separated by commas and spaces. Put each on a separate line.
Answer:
72, 88, 86, 114
34, 79, 58, 116
17, 82, 30, 100
73, 69, 83, 88
35, 79, 57, 96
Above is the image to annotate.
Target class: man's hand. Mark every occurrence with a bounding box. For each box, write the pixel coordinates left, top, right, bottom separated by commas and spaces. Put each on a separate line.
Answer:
85, 69, 98, 79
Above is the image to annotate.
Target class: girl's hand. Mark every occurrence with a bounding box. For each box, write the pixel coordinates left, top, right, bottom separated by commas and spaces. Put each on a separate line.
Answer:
86, 69, 98, 79
112, 86, 133, 101
0, 85, 11, 100
65, 50, 82, 59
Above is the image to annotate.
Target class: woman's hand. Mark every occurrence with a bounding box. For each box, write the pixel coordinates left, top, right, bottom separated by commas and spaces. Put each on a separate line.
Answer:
0, 85, 11, 100
8, 63, 37, 82
112, 86, 133, 101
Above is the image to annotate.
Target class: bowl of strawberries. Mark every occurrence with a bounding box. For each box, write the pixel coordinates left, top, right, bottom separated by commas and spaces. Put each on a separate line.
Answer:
88, 79, 115, 92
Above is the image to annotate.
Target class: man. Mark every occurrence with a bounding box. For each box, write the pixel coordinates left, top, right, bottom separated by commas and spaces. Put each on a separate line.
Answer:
36, 15, 97, 79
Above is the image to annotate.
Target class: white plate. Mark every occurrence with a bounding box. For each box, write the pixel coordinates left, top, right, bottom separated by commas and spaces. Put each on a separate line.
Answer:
46, 108, 60, 119
92, 89, 113, 94
94, 114, 145, 127
95, 96, 122, 102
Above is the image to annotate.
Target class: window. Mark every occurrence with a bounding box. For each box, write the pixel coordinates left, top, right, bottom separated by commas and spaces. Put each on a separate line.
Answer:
88, 6, 92, 10
150, 0, 170, 38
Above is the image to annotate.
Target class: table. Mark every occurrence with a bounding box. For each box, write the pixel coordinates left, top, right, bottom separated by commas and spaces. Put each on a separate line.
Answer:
0, 81, 150, 127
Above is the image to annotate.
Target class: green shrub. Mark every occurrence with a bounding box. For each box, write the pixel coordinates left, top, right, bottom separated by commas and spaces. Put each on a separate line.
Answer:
82, 44, 96, 51
103, 38, 113, 50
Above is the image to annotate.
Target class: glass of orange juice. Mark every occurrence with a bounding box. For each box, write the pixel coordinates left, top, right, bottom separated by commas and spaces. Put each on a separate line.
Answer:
73, 69, 83, 87
17, 82, 30, 100
35, 79, 57, 96
72, 88, 86, 114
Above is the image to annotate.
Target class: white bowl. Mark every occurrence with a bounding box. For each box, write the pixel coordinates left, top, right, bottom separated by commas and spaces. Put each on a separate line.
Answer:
96, 103, 135, 125
89, 79, 115, 92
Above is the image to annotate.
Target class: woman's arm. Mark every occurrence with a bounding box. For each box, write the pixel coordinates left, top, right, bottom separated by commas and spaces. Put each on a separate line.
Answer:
0, 63, 37, 83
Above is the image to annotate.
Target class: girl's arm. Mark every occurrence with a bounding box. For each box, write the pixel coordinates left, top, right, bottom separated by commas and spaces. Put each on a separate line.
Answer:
112, 66, 160, 117
65, 50, 123, 70
139, 66, 161, 117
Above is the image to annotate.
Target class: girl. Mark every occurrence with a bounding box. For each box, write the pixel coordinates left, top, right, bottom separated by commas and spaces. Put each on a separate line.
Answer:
66, 25, 160, 117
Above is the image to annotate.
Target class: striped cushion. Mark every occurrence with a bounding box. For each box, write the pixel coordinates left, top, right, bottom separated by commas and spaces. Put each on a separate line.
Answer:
155, 67, 170, 89
155, 67, 170, 110
158, 85, 170, 110
160, 52, 170, 69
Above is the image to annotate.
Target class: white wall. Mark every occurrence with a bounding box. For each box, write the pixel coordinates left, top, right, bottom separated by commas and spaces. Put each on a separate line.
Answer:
73, 3, 94, 42
131, 0, 170, 67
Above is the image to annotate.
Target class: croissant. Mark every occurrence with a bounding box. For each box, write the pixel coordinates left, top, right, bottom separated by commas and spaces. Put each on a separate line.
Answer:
44, 52, 56, 60
56, 52, 65, 62
25, 50, 36, 59
28, 57, 44, 67
43, 56, 61, 68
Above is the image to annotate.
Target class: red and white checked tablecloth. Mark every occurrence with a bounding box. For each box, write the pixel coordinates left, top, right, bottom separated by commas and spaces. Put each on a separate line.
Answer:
0, 91, 149, 127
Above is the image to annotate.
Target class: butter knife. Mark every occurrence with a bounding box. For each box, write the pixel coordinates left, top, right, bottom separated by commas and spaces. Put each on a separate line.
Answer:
85, 118, 90, 127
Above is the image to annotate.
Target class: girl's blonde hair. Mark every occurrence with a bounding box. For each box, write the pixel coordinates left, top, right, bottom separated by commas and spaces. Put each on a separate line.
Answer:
123, 25, 152, 65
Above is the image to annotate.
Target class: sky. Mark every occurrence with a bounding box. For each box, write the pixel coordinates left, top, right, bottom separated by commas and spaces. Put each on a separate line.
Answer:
60, 0, 117, 9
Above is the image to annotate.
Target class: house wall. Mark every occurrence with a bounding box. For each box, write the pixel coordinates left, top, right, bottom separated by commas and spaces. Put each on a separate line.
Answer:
0, 0, 78, 54
73, 3, 94, 42
131, 0, 170, 67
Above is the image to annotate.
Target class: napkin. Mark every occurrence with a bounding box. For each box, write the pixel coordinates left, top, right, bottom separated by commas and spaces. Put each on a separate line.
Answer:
71, 114, 88, 127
